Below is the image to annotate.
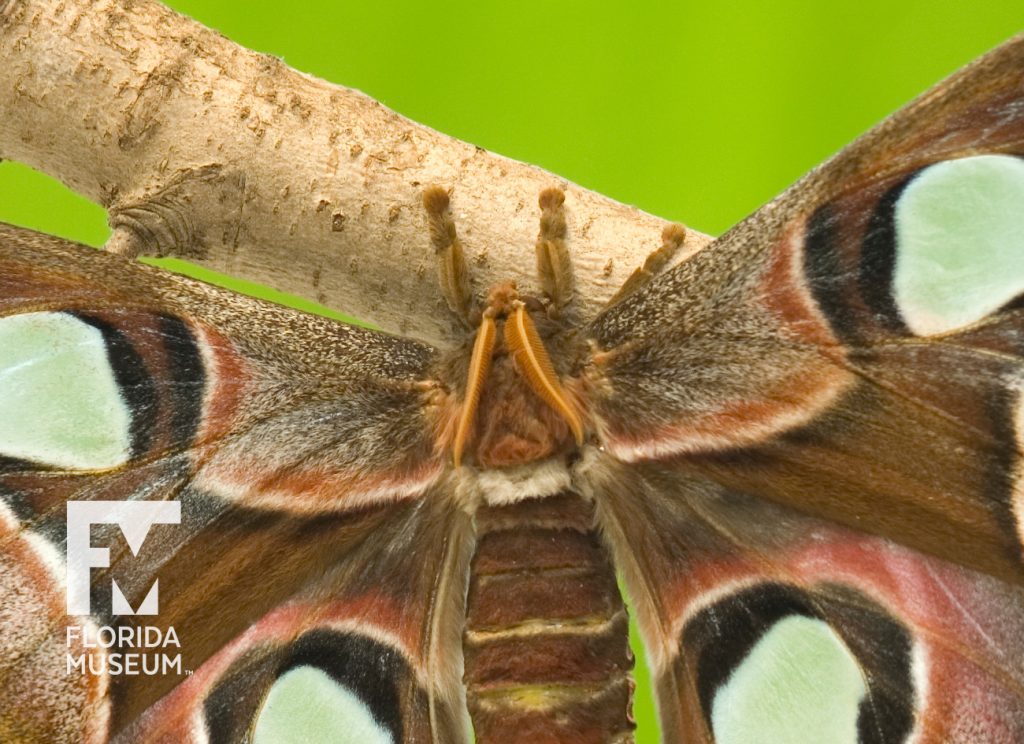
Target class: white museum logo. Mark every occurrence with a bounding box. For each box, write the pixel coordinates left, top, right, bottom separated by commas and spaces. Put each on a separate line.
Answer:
65, 500, 184, 676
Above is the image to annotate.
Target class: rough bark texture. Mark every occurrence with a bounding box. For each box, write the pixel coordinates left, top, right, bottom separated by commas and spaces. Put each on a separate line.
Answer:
0, 0, 712, 346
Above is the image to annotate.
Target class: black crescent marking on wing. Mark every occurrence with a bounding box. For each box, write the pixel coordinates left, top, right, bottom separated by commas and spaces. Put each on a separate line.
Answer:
858, 175, 916, 335
158, 314, 207, 450
71, 312, 158, 460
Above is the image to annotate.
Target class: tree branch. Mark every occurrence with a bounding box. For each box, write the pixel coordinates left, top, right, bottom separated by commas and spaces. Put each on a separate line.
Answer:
0, 0, 711, 346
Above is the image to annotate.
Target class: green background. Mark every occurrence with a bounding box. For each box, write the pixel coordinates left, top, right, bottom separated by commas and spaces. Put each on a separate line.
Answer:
1, 2, 1019, 740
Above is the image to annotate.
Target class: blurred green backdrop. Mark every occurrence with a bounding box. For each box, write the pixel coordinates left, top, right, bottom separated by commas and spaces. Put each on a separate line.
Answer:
1, 2, 1019, 740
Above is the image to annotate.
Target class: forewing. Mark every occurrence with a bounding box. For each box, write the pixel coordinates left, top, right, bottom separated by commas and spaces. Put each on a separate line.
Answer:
583, 33, 1024, 584
0, 225, 469, 743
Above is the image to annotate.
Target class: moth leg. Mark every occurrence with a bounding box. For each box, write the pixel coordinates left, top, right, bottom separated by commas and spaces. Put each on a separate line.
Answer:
423, 185, 476, 326
605, 222, 687, 307
535, 187, 574, 318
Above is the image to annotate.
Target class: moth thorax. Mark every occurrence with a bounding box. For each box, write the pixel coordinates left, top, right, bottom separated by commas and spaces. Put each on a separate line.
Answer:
472, 355, 575, 468
448, 281, 585, 468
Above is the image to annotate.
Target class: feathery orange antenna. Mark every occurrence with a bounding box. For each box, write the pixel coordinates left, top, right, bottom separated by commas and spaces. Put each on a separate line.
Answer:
504, 302, 584, 444
453, 313, 496, 467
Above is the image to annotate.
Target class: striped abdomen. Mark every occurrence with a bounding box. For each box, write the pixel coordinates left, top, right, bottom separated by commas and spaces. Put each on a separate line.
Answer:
463, 493, 635, 743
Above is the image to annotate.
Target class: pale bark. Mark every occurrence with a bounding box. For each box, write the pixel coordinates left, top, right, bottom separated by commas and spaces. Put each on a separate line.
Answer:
0, 0, 711, 346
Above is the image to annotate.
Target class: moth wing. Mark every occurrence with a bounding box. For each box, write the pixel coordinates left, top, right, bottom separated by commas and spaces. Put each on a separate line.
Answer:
583, 33, 1024, 584
580, 32, 1024, 742
584, 458, 1024, 743
0, 226, 469, 743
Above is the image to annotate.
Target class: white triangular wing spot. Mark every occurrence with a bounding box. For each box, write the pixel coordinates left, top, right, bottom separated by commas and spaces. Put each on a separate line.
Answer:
0, 312, 131, 469
893, 154, 1024, 336
253, 666, 394, 744
711, 616, 866, 744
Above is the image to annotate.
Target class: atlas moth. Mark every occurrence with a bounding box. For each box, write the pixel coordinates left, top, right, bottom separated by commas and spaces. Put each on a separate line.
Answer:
2, 30, 1024, 744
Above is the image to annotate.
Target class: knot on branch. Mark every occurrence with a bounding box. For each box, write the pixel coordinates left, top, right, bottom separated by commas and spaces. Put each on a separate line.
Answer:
108, 164, 246, 259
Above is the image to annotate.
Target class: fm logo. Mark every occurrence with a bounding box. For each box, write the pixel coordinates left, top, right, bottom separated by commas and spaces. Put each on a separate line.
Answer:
66, 501, 181, 616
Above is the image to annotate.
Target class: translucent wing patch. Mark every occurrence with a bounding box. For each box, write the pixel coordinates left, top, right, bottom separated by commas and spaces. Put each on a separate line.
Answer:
889, 154, 1024, 336
707, 613, 869, 744
0, 312, 133, 470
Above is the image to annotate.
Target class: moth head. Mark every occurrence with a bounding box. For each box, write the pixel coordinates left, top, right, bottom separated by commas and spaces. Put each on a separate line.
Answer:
424, 187, 589, 470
